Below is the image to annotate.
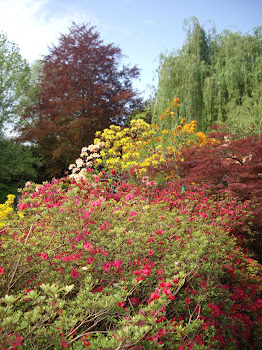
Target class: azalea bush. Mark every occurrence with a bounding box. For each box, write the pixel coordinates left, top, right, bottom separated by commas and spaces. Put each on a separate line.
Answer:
0, 194, 15, 229
0, 178, 261, 349
68, 102, 214, 183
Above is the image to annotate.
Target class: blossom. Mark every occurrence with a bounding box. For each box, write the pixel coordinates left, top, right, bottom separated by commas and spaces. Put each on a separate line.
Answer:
118, 302, 126, 308
112, 259, 122, 271
0, 266, 4, 275
103, 262, 111, 272
42, 252, 49, 260
148, 249, 154, 256
83, 241, 92, 250
70, 267, 79, 279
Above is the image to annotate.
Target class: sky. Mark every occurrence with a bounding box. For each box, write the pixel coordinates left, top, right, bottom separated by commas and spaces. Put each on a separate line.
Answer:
0, 0, 261, 99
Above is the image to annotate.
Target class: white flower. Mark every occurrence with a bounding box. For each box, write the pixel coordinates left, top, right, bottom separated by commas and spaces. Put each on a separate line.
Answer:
91, 153, 100, 158
69, 164, 75, 170
75, 158, 84, 167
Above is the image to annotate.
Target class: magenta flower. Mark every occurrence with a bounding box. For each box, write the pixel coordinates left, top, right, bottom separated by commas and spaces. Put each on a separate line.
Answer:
70, 267, 79, 279
42, 252, 49, 260
83, 241, 92, 250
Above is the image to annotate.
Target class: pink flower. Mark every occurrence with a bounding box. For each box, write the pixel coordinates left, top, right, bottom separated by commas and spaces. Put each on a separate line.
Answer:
84, 210, 92, 218
155, 229, 164, 235
19, 203, 27, 210
148, 249, 154, 256
103, 262, 111, 272
185, 297, 191, 305
99, 221, 110, 231
112, 259, 122, 271
42, 252, 49, 260
207, 303, 220, 316
0, 266, 4, 275
70, 267, 79, 279
61, 339, 68, 348
83, 241, 92, 250
118, 302, 125, 308
129, 211, 138, 217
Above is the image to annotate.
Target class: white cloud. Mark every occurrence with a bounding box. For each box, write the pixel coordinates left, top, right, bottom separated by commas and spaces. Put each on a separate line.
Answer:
0, 0, 98, 62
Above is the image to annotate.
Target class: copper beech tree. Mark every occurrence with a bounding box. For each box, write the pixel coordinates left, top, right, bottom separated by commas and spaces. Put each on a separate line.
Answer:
18, 23, 142, 178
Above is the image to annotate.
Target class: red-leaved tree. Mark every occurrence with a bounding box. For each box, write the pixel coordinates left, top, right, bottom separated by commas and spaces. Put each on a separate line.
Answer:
18, 23, 142, 179
173, 127, 262, 258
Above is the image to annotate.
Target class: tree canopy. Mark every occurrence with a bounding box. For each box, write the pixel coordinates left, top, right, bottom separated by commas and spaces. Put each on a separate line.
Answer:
0, 32, 31, 135
18, 23, 142, 179
153, 17, 262, 133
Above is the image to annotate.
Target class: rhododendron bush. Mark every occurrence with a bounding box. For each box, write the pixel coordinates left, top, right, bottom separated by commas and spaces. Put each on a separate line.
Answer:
0, 178, 261, 349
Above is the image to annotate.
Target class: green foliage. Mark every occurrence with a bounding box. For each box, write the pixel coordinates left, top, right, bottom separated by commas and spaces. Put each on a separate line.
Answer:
0, 32, 31, 134
0, 138, 40, 203
0, 179, 261, 349
153, 17, 262, 133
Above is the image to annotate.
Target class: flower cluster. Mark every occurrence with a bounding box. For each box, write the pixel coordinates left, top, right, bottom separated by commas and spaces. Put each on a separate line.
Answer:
68, 142, 104, 180
69, 102, 213, 181
0, 194, 15, 229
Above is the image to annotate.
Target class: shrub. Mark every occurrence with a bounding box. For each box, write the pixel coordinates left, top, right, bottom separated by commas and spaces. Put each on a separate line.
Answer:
174, 130, 262, 258
0, 178, 261, 349
68, 109, 214, 183
0, 194, 15, 229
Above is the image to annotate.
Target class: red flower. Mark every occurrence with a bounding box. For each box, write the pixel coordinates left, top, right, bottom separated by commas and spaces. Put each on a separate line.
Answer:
70, 267, 79, 279
103, 262, 111, 272
0, 266, 4, 275
118, 302, 125, 308
42, 252, 49, 260
61, 339, 68, 348
83, 241, 92, 250
185, 297, 191, 305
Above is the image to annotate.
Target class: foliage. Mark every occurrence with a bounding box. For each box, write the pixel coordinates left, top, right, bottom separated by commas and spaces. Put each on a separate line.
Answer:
153, 17, 262, 133
18, 22, 142, 179
174, 128, 262, 258
0, 178, 261, 349
0, 138, 40, 203
0, 194, 15, 229
68, 102, 214, 183
0, 32, 31, 135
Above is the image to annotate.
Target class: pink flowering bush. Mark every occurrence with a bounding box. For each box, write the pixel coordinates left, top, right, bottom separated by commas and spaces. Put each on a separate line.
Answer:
0, 178, 261, 349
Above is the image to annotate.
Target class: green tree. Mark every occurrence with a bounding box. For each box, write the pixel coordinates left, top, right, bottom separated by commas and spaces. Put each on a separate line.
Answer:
0, 137, 40, 203
0, 33, 31, 135
153, 18, 262, 133
153, 17, 210, 129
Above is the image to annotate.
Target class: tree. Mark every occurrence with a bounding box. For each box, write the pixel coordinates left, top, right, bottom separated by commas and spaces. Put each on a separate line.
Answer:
153, 17, 210, 129
153, 18, 262, 132
18, 23, 142, 179
0, 137, 39, 203
0, 33, 31, 135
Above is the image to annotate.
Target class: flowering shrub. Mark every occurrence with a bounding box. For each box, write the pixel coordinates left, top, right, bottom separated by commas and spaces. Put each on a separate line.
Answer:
68, 102, 214, 182
0, 194, 15, 229
0, 178, 261, 349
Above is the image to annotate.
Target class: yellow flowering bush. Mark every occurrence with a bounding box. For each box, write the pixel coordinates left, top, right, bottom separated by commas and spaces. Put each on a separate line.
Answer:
0, 194, 15, 229
69, 98, 215, 180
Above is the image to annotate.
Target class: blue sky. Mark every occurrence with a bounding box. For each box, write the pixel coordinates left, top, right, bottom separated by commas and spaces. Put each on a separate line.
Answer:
0, 0, 261, 99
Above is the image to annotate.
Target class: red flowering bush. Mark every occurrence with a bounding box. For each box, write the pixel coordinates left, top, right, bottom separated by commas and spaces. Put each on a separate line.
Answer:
0, 177, 261, 349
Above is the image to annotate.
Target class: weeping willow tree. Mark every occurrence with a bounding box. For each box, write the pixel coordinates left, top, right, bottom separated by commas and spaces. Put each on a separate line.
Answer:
153, 17, 262, 134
